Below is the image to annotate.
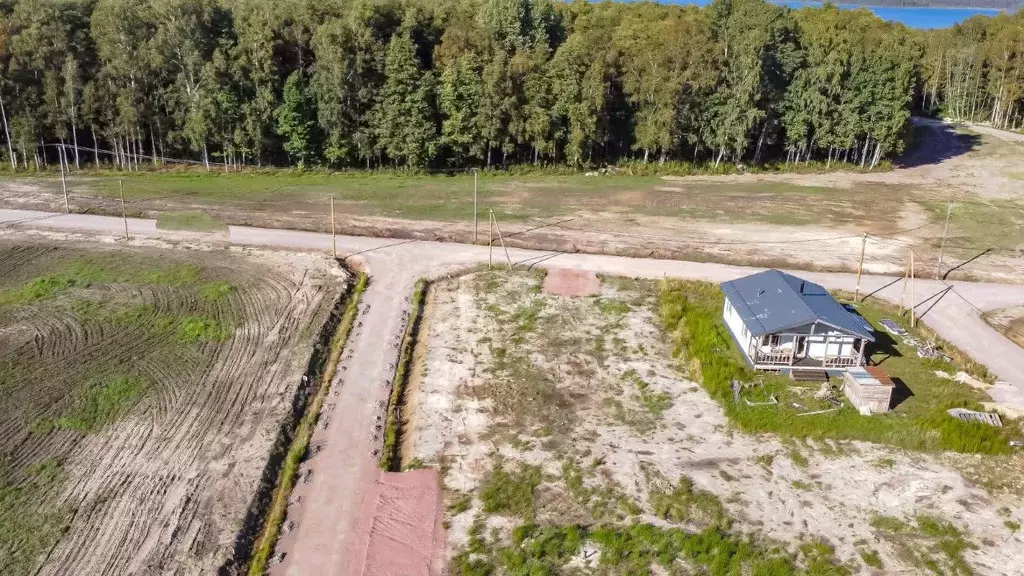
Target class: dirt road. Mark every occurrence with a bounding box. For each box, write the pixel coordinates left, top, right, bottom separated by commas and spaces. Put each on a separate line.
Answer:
3, 207, 1024, 575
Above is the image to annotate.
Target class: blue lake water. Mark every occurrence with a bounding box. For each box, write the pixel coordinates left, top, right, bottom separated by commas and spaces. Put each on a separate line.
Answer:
647, 0, 1003, 28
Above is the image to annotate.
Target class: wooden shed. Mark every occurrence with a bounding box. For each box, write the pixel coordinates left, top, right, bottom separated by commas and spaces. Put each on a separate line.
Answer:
842, 366, 894, 414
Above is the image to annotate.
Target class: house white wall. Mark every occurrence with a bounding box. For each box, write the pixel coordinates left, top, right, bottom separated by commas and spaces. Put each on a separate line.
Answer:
722, 298, 755, 361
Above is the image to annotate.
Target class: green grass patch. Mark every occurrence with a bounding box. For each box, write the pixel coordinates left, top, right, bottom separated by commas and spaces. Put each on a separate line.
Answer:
0, 458, 73, 576
605, 370, 674, 433
156, 210, 228, 232
380, 278, 427, 470
659, 279, 1019, 454
649, 475, 729, 531
595, 297, 631, 316
0, 259, 207, 312
789, 449, 810, 468
859, 547, 884, 569
870, 514, 974, 575
138, 263, 203, 286
561, 458, 641, 522
918, 199, 1024, 253
200, 281, 236, 302
452, 519, 846, 576
479, 461, 542, 520
176, 316, 233, 343
47, 376, 148, 434
0, 263, 113, 309
246, 273, 367, 576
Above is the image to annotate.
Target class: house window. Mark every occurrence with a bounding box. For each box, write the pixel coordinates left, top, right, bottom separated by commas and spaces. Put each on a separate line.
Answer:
761, 334, 780, 347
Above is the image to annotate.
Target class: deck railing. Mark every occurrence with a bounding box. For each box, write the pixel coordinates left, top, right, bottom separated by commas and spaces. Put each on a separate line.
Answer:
755, 350, 794, 365
823, 355, 859, 368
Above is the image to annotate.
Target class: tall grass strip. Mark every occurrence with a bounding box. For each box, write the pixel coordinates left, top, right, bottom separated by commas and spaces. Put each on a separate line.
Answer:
380, 279, 428, 470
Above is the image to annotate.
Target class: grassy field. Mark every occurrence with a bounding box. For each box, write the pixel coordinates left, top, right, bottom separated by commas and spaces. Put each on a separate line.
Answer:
918, 198, 1024, 253
0, 241, 340, 576
660, 280, 1020, 454
7, 169, 922, 231
156, 210, 228, 232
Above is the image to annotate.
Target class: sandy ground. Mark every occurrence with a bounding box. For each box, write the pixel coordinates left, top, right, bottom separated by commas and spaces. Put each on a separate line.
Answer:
5, 208, 1024, 575
0, 235, 345, 576
406, 272, 1024, 574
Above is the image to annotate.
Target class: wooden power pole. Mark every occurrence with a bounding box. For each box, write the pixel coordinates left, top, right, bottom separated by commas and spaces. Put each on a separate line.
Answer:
854, 233, 867, 302
899, 253, 909, 315
119, 180, 129, 240
473, 169, 479, 244
910, 249, 916, 328
330, 196, 337, 258
489, 210, 512, 271
937, 198, 953, 278
59, 146, 70, 213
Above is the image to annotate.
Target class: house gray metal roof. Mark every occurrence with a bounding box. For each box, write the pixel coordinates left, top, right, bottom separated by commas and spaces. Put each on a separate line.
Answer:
721, 270, 875, 341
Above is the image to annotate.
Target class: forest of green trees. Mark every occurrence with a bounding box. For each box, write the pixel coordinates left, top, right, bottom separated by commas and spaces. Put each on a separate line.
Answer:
0, 0, 1021, 172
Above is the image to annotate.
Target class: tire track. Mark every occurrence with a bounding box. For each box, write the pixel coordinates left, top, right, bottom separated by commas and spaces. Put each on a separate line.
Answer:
0, 241, 346, 576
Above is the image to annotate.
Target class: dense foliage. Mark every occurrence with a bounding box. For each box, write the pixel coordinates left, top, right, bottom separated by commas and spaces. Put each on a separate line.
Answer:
920, 12, 1024, 130
0, 0, 1018, 171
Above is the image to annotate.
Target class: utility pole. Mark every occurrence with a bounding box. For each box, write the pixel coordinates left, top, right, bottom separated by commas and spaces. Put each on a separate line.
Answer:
488, 209, 493, 269
854, 233, 867, 302
330, 196, 337, 259
119, 180, 129, 240
59, 146, 70, 213
473, 168, 479, 243
490, 210, 513, 271
937, 198, 953, 278
899, 253, 909, 315
910, 249, 916, 328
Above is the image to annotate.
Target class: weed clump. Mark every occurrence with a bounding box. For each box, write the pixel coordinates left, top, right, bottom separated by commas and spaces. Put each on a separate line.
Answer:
51, 376, 149, 433
869, 514, 975, 574
177, 316, 232, 343
200, 281, 236, 301
649, 475, 729, 531
480, 462, 542, 520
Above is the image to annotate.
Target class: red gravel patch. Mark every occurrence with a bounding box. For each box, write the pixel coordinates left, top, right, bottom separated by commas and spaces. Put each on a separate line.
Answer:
350, 468, 446, 576
543, 267, 601, 296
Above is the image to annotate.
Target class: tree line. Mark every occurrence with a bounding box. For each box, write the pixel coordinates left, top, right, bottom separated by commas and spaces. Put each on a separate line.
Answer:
920, 12, 1024, 131
0, 0, 1015, 173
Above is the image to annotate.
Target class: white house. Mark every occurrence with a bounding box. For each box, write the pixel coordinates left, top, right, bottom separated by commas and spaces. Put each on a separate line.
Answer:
721, 270, 875, 371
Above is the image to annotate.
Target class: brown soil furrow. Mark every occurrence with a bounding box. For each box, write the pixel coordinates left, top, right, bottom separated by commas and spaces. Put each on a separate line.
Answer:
0, 239, 346, 576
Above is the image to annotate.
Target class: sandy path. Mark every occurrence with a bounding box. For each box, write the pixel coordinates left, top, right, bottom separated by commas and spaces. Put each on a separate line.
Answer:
4, 208, 1024, 575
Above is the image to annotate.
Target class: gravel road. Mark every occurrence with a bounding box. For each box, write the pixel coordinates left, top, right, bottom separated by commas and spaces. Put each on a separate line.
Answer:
3, 208, 1023, 576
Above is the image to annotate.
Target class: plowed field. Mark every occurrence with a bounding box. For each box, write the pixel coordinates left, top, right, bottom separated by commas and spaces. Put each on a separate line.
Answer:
0, 240, 345, 576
